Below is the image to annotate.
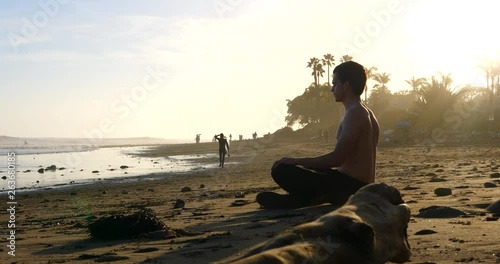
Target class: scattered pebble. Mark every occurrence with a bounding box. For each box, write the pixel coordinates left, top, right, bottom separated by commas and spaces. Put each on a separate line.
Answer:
174, 199, 185, 209
134, 247, 159, 253
434, 188, 452, 196
429, 178, 447, 182
231, 200, 251, 207
417, 206, 466, 218
92, 170, 99, 173
38, 168, 44, 173
490, 172, 500, 178
200, 184, 205, 189
181, 186, 192, 192
120, 165, 129, 169
414, 229, 438, 235
484, 182, 497, 188
484, 216, 498, 221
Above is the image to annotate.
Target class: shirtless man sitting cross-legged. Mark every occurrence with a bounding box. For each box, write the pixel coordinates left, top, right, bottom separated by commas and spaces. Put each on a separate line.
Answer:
257, 61, 380, 209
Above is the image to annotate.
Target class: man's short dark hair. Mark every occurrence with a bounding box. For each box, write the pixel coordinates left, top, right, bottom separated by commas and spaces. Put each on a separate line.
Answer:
333, 61, 367, 96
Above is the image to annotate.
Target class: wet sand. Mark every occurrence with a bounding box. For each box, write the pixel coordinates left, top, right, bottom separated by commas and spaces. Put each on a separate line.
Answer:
1, 139, 499, 263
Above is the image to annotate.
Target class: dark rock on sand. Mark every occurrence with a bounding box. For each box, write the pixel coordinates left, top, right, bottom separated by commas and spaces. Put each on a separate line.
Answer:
92, 170, 99, 173
415, 229, 438, 235
417, 206, 466, 218
434, 188, 452, 196
486, 200, 500, 214
174, 199, 185, 209
484, 216, 498, 221
38, 168, 44, 173
46, 165, 57, 171
403, 186, 419, 190
490, 172, 500, 178
231, 200, 251, 207
134, 247, 160, 253
484, 182, 497, 188
200, 184, 205, 189
425, 172, 437, 177
95, 254, 129, 262
1, 176, 6, 180
181, 186, 191, 192
429, 177, 447, 182
120, 165, 129, 169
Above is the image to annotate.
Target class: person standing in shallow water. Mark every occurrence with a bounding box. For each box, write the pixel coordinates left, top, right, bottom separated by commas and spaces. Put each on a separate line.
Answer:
214, 133, 230, 167
257, 61, 380, 209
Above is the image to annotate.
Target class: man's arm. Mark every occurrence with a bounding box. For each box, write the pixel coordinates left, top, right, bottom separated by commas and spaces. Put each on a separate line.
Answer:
274, 112, 361, 169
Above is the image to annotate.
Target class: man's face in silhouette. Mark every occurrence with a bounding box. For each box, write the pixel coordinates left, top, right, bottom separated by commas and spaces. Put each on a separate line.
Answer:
331, 74, 348, 102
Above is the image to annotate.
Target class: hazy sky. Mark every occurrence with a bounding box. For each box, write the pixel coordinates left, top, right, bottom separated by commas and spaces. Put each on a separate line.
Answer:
1, 0, 499, 141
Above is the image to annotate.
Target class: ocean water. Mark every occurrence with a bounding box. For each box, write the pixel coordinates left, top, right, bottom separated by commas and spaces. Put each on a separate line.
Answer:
0, 146, 221, 192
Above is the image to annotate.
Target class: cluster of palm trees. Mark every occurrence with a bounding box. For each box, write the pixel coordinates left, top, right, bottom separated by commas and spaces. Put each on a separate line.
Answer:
292, 54, 500, 133
306, 54, 355, 87
479, 59, 500, 117
305, 54, 388, 104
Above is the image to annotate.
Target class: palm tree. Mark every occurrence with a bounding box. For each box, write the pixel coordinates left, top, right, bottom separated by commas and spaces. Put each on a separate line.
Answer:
411, 73, 470, 129
315, 63, 325, 86
373, 72, 391, 90
492, 63, 500, 120
405, 77, 427, 101
364, 66, 378, 103
322, 54, 335, 84
307, 57, 320, 86
340, 54, 353, 63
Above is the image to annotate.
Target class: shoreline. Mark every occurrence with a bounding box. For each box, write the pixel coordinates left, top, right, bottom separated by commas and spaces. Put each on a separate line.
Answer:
0, 144, 227, 192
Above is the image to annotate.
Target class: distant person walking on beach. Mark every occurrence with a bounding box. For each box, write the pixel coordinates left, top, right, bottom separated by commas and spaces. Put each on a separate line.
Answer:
257, 61, 380, 209
195, 134, 201, 144
214, 133, 230, 167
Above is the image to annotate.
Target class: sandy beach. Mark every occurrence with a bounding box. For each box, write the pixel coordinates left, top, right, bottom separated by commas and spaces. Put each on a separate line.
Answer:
1, 138, 499, 263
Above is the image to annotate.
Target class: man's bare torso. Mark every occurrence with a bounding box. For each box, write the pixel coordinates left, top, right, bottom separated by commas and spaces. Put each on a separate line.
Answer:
336, 103, 379, 183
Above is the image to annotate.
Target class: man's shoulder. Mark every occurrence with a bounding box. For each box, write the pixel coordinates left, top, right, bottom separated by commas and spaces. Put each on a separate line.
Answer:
346, 104, 371, 120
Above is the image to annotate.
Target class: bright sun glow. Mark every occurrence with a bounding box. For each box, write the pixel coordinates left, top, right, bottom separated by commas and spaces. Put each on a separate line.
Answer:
405, 0, 500, 86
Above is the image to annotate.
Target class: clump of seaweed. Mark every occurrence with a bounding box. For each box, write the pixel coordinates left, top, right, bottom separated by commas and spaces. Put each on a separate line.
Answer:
87, 208, 165, 240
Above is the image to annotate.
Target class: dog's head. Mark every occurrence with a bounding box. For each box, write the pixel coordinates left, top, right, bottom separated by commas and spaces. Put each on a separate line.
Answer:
350, 183, 411, 263
355, 182, 405, 205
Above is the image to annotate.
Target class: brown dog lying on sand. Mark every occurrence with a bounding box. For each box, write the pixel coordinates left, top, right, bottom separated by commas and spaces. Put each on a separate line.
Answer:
231, 183, 411, 264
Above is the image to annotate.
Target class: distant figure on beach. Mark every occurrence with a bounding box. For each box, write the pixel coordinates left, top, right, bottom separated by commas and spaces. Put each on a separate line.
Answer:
239, 135, 243, 141
257, 61, 380, 209
229, 134, 232, 141
252, 132, 257, 140
214, 133, 230, 167
195, 134, 201, 144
